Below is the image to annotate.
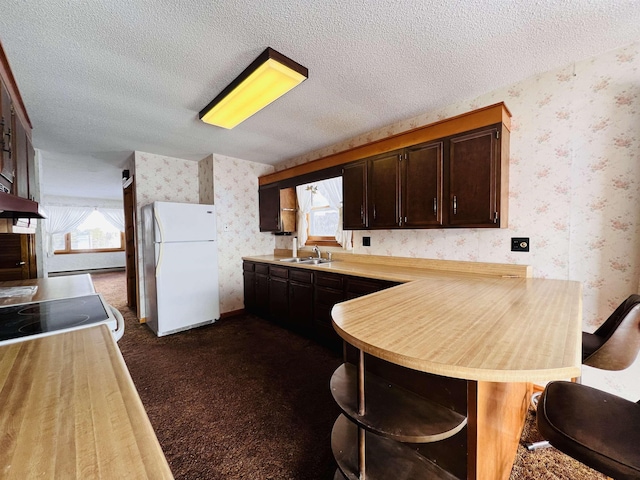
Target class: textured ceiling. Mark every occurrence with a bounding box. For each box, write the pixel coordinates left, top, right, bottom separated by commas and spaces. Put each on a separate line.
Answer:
1, 1, 640, 199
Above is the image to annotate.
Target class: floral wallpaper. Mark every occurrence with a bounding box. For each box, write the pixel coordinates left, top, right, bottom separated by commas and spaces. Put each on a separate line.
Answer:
199, 154, 275, 313
133, 151, 200, 319
275, 41, 640, 398
277, 41, 640, 329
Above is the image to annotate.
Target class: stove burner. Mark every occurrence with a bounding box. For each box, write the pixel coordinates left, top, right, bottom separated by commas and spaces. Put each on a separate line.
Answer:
0, 295, 110, 343
17, 314, 91, 333
18, 300, 87, 316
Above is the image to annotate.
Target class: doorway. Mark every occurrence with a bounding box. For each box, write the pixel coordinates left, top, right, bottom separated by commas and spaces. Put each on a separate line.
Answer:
123, 178, 137, 313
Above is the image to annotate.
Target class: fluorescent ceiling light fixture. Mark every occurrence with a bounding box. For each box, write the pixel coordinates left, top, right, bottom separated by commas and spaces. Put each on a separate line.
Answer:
199, 47, 308, 129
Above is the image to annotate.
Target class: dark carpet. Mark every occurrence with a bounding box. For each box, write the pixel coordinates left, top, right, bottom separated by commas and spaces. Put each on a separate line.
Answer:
91, 271, 608, 480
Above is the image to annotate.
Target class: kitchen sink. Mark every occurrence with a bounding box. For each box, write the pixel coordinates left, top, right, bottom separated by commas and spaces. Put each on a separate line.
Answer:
279, 257, 313, 263
278, 257, 333, 265
300, 258, 332, 265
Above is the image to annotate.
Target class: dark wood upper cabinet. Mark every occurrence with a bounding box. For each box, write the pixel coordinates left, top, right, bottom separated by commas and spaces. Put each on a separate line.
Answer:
13, 113, 29, 200
259, 184, 280, 232
0, 81, 13, 189
448, 126, 501, 227
261, 106, 509, 232
342, 161, 368, 230
368, 151, 401, 229
258, 185, 296, 233
402, 141, 443, 227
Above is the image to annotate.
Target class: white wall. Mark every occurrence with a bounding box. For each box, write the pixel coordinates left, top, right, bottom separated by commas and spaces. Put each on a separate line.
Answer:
48, 251, 125, 273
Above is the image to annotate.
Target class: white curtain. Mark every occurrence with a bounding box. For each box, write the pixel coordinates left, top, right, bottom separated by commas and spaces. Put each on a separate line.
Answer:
100, 208, 125, 232
44, 206, 91, 255
316, 177, 352, 249
295, 184, 314, 247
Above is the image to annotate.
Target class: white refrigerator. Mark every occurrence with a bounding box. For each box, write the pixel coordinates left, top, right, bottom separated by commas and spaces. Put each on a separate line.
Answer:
142, 201, 220, 336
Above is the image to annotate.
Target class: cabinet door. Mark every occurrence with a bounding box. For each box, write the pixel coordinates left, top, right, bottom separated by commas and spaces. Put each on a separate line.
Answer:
255, 273, 270, 316
259, 185, 280, 232
26, 133, 35, 200
13, 115, 29, 199
342, 161, 367, 229
403, 142, 443, 227
243, 262, 257, 313
0, 81, 13, 188
269, 276, 289, 322
448, 127, 500, 227
368, 152, 400, 229
0, 234, 34, 281
289, 280, 313, 332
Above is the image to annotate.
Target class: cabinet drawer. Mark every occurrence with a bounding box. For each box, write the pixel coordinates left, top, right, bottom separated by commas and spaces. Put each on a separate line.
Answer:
346, 276, 399, 296
243, 261, 255, 272
316, 272, 344, 290
255, 263, 269, 275
315, 286, 345, 306
290, 268, 313, 284
269, 265, 289, 279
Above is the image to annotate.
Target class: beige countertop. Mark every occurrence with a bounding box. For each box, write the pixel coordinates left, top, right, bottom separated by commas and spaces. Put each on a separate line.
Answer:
244, 254, 582, 383
0, 275, 173, 479
0, 325, 173, 479
0, 274, 96, 306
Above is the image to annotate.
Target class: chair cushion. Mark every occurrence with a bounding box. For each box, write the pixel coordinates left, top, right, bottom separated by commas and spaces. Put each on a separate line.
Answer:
581, 332, 603, 362
537, 381, 640, 480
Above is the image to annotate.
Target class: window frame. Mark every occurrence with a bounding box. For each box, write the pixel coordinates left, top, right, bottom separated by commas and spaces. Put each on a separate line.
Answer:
306, 205, 341, 248
53, 231, 126, 255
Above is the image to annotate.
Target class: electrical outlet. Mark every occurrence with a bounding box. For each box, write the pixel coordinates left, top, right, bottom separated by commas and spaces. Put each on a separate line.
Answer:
511, 237, 530, 252
363, 236, 371, 247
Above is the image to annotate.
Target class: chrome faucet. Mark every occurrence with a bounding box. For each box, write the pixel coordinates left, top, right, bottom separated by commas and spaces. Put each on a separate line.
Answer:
312, 245, 321, 259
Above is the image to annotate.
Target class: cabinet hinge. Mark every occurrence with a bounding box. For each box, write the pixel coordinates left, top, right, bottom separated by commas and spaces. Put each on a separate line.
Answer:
493, 212, 498, 223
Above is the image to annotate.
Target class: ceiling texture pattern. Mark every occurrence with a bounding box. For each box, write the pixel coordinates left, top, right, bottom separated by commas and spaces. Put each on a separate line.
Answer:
1, 0, 640, 169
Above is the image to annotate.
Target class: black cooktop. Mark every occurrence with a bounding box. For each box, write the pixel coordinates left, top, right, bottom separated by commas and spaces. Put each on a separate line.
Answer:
0, 294, 110, 343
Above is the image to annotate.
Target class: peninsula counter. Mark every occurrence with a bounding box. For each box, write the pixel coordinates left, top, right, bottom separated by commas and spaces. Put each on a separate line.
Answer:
331, 274, 582, 479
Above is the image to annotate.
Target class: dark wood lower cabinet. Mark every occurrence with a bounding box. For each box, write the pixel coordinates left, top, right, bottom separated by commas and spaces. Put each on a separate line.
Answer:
288, 268, 314, 334
242, 261, 399, 350
254, 266, 270, 317
0, 234, 36, 281
269, 276, 289, 323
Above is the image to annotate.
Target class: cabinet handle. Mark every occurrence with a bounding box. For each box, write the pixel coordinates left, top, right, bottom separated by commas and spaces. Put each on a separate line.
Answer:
2, 124, 11, 157
16, 261, 26, 266
360, 205, 364, 224
433, 198, 437, 216
373, 205, 376, 220
274, 216, 278, 228
453, 195, 457, 215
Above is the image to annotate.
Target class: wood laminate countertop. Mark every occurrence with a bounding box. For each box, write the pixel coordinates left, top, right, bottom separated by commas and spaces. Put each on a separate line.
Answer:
244, 254, 582, 383
0, 274, 96, 306
0, 325, 173, 479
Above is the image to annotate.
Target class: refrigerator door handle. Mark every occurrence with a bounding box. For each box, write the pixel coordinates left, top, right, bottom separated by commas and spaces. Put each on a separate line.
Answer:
154, 207, 165, 243
156, 241, 164, 277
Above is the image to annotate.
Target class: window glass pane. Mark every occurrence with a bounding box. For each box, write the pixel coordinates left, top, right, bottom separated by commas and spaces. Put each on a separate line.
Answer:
52, 233, 66, 251
309, 208, 339, 236
69, 210, 122, 250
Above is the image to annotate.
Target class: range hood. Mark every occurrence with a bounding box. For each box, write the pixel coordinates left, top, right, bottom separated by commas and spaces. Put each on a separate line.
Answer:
0, 192, 46, 219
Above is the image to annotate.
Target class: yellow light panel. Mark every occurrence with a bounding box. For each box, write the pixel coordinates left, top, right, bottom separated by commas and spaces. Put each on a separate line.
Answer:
201, 58, 307, 129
